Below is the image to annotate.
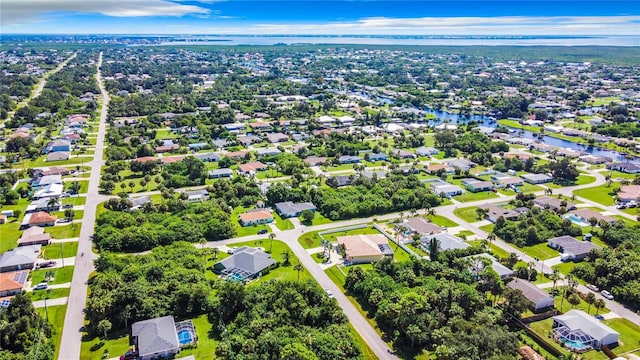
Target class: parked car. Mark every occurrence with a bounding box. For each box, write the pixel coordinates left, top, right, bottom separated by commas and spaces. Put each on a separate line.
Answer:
63, 204, 73, 209
627, 201, 637, 208
38, 261, 56, 268
601, 290, 614, 300
325, 289, 334, 298
587, 284, 599, 292
257, 229, 268, 235
616, 203, 627, 209
227, 247, 238, 254
33, 283, 48, 290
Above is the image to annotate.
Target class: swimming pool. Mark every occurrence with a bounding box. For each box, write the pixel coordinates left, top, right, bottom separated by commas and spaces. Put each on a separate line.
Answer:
178, 329, 193, 345
566, 214, 589, 226
561, 338, 591, 351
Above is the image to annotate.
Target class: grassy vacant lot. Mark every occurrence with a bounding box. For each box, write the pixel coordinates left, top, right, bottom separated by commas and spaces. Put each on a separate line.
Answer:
30, 266, 74, 285
273, 212, 294, 231
453, 206, 482, 223
303, 212, 333, 226
45, 224, 82, 239
574, 184, 618, 206
429, 214, 458, 227
0, 220, 21, 252
42, 242, 78, 259
26, 288, 70, 301
298, 229, 323, 249
61, 196, 87, 206
80, 327, 131, 360
454, 190, 498, 202
35, 305, 67, 360
517, 242, 559, 261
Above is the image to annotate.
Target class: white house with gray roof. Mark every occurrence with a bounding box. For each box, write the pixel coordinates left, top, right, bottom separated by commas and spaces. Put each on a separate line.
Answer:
213, 247, 276, 281
274, 201, 316, 218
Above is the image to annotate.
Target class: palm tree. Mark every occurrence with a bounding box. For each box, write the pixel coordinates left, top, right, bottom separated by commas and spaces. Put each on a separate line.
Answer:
47, 197, 59, 212
212, 247, 219, 261
268, 233, 276, 253
294, 261, 304, 282
549, 268, 561, 295
487, 232, 496, 247
69, 181, 81, 196
594, 299, 606, 315
585, 292, 596, 314
281, 250, 291, 265
425, 207, 436, 220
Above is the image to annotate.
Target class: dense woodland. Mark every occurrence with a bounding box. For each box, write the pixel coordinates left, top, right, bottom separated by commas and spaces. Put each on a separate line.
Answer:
211, 281, 363, 360
344, 258, 519, 359
0, 295, 55, 360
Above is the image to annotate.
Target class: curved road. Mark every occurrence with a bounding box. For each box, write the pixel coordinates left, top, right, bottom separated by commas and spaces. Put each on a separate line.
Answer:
58, 52, 107, 360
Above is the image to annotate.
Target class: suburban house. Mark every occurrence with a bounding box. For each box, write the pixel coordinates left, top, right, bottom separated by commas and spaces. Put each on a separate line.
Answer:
424, 163, 452, 174
266, 133, 289, 143
155, 140, 180, 153
40, 167, 71, 176
445, 159, 476, 171
415, 147, 439, 156
507, 279, 555, 312
238, 162, 267, 176
568, 209, 615, 225
0, 270, 29, 297
367, 153, 388, 162
552, 310, 619, 350
32, 183, 64, 200
0, 245, 41, 273
239, 210, 273, 226
256, 147, 282, 157
26, 198, 61, 213
185, 189, 209, 203
274, 202, 316, 218
0, 215, 6, 224
237, 135, 261, 147
478, 203, 520, 223
534, 196, 576, 211
428, 179, 464, 198
461, 178, 494, 192
20, 211, 57, 230
393, 150, 416, 159
131, 316, 181, 360
208, 168, 233, 179
465, 253, 514, 279
46, 151, 70, 162
44, 140, 71, 154
397, 217, 443, 237
337, 234, 394, 264
606, 162, 640, 174
129, 195, 152, 210
249, 121, 272, 132
618, 185, 640, 203
187, 143, 208, 151
303, 156, 327, 167
33, 174, 63, 188
338, 155, 361, 164
213, 247, 276, 281
328, 175, 354, 188
194, 152, 220, 162
491, 173, 524, 188
421, 233, 469, 252
547, 235, 601, 261
17, 226, 51, 247
521, 173, 554, 184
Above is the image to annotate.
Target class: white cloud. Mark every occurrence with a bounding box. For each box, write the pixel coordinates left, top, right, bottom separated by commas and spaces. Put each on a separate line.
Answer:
1, 0, 210, 25
209, 16, 640, 36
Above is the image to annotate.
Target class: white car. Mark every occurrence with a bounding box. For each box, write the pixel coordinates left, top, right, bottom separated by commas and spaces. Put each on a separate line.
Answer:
33, 283, 48, 290
601, 290, 614, 300
586, 284, 599, 292
325, 289, 334, 298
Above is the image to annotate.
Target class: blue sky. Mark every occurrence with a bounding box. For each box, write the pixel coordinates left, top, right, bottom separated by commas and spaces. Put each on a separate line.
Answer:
2, 1, 639, 35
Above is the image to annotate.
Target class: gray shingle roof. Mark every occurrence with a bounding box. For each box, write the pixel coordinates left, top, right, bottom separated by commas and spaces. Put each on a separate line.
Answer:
132, 316, 179, 357
216, 247, 275, 277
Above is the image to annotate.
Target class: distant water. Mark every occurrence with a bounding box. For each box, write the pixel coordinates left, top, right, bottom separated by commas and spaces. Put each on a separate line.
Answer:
152, 35, 639, 47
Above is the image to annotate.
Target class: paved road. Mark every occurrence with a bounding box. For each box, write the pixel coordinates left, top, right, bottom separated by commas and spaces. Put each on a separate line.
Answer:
58, 52, 108, 360
3, 52, 76, 124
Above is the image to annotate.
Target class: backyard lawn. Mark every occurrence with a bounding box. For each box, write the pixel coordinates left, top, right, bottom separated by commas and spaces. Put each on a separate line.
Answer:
273, 212, 294, 231
26, 288, 70, 301
574, 185, 618, 206
80, 327, 131, 360
45, 224, 82, 239
42, 242, 78, 259
175, 315, 219, 359
30, 266, 75, 285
